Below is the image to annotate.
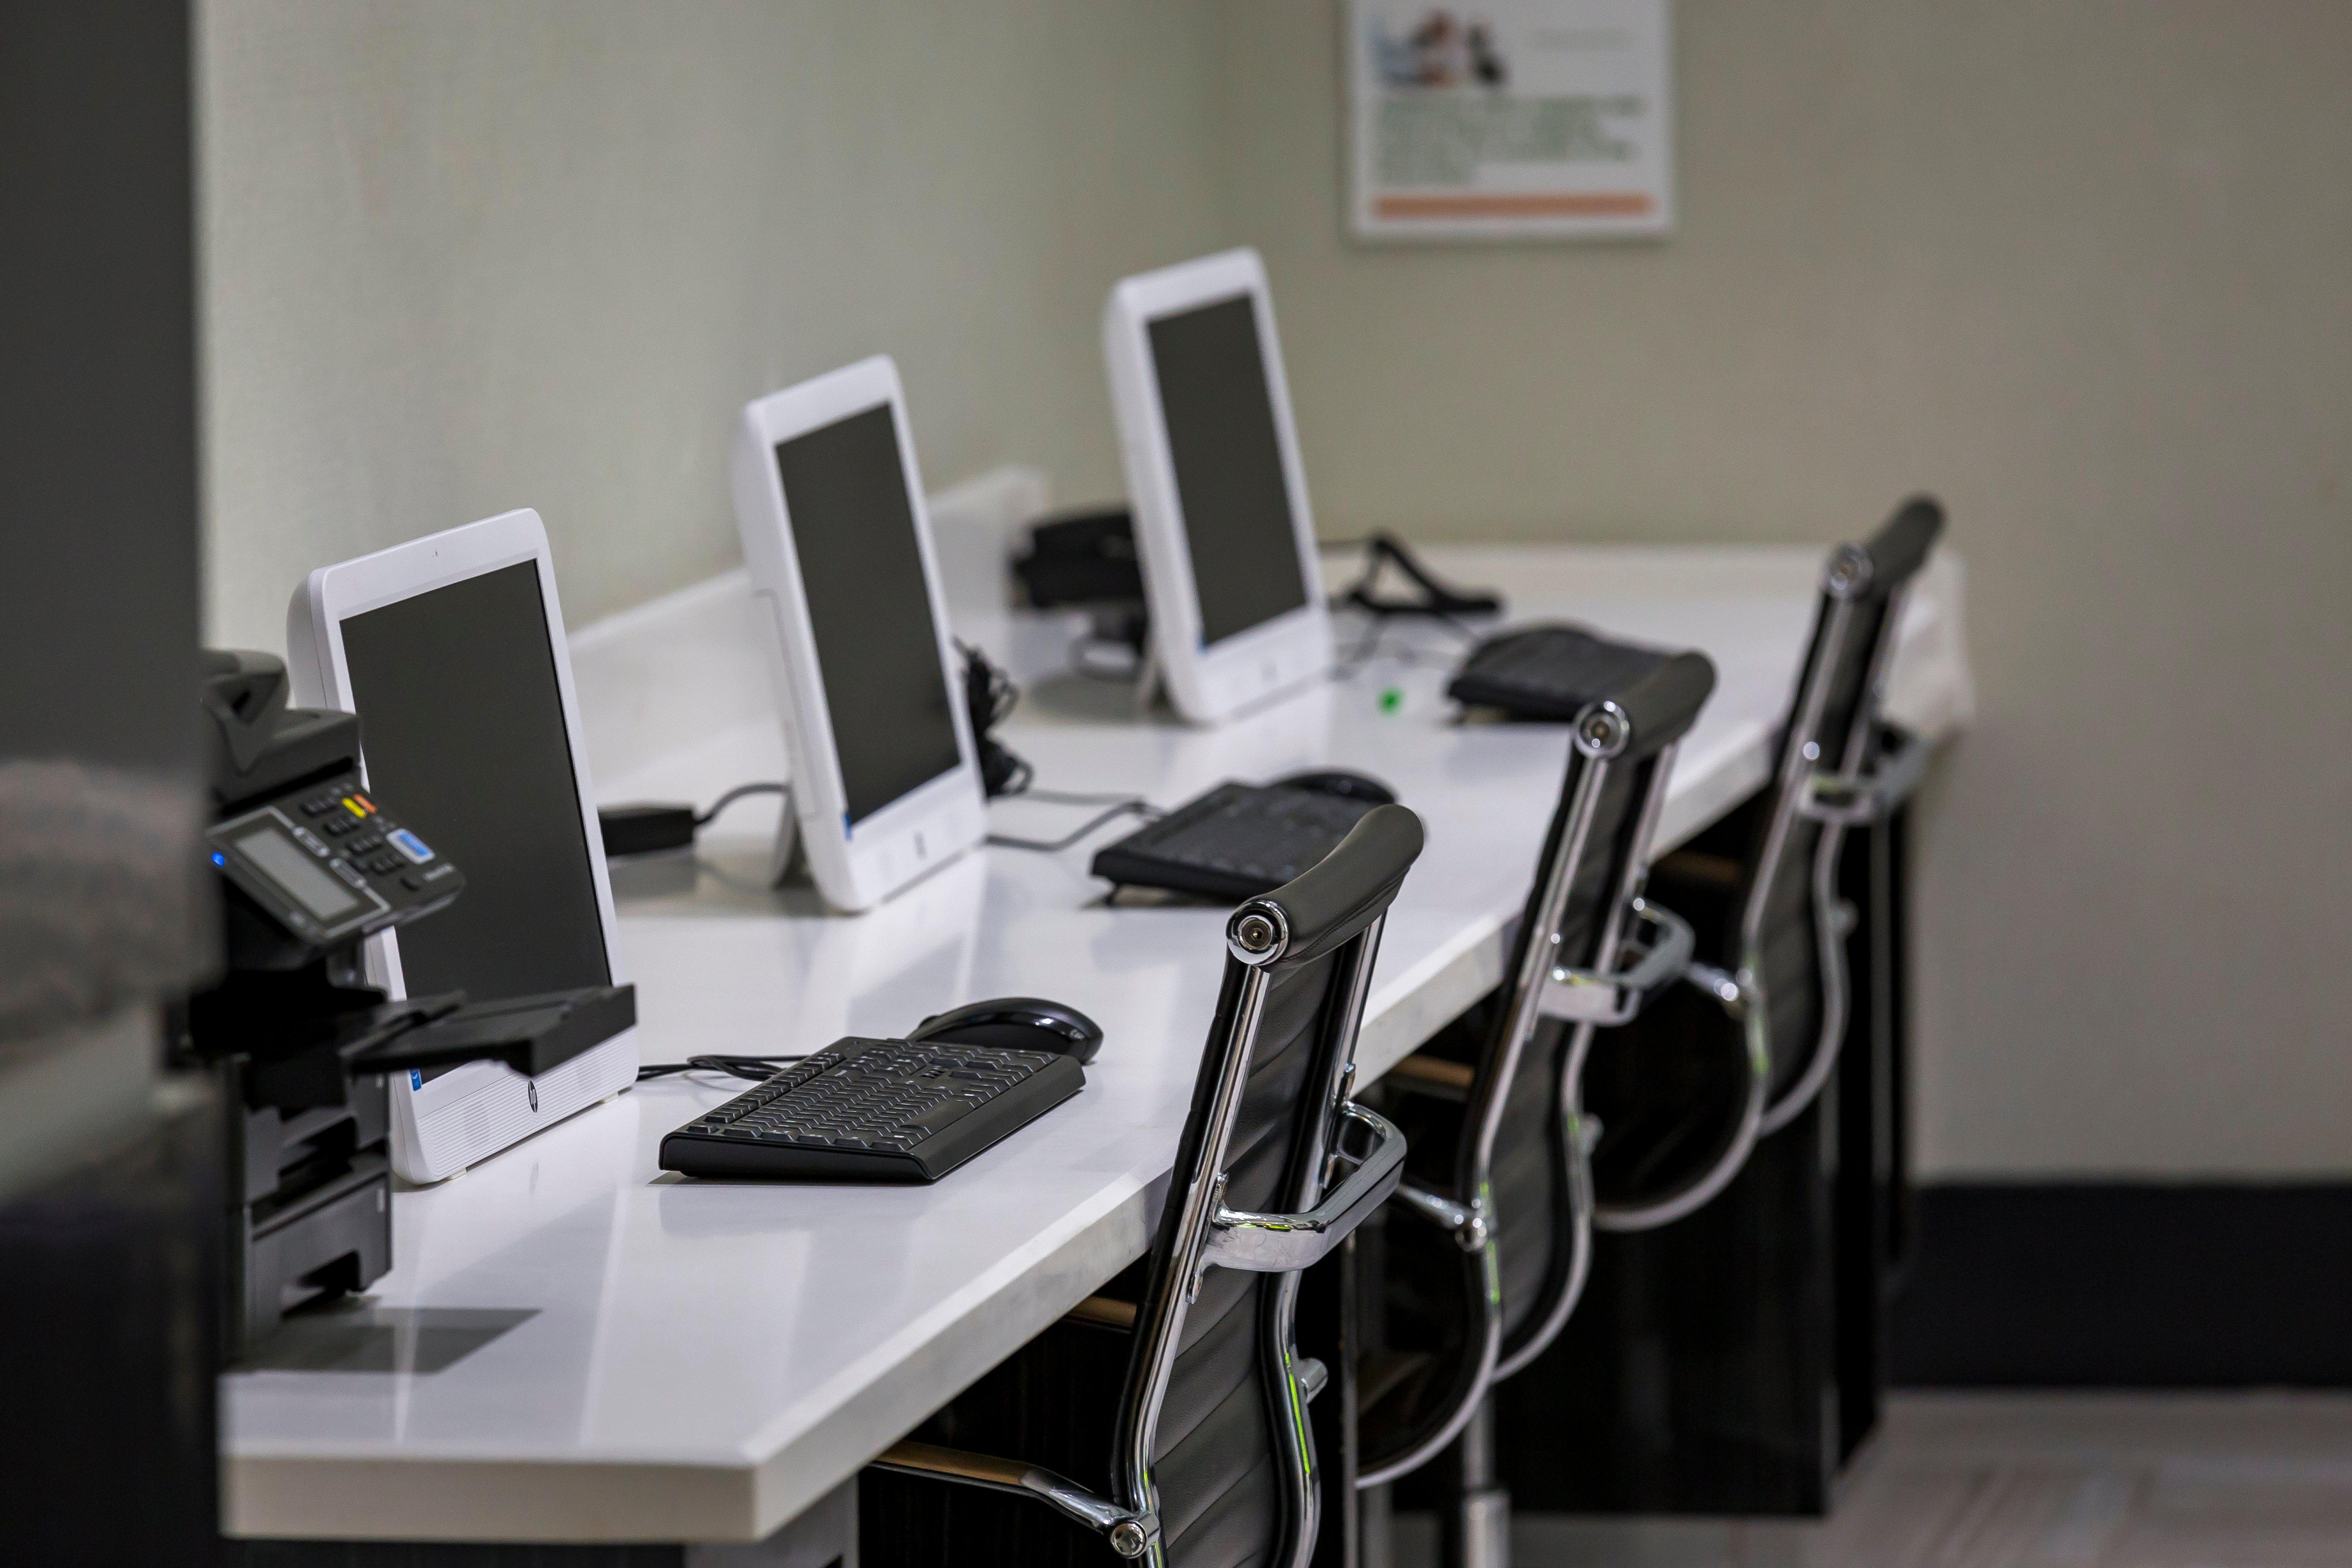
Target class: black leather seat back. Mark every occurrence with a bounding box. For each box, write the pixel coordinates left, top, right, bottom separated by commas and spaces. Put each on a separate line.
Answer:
1486, 658, 1709, 1355
1120, 805, 1424, 1568
1140, 957, 1329, 1568
1361, 655, 1712, 1474
1483, 752, 1642, 1349
1743, 497, 1941, 1096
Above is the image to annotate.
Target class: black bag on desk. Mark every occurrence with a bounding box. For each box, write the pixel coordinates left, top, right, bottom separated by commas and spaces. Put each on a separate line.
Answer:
1448, 623, 1673, 722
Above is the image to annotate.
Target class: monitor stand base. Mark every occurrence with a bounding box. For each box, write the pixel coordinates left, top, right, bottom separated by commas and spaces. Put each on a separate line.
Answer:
765, 785, 809, 890
1133, 628, 1169, 716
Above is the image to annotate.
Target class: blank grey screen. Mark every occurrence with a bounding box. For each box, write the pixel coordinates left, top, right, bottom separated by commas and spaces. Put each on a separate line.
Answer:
340, 562, 610, 1006
773, 404, 962, 826
236, 823, 359, 920
1146, 294, 1308, 647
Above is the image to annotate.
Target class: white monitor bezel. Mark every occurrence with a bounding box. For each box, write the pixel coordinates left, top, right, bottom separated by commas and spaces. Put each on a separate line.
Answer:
285, 507, 638, 1184
728, 355, 988, 914
1102, 247, 1331, 724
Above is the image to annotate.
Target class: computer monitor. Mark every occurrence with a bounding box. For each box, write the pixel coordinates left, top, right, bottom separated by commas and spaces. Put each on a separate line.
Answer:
728, 355, 987, 913
1102, 247, 1330, 723
288, 508, 638, 1182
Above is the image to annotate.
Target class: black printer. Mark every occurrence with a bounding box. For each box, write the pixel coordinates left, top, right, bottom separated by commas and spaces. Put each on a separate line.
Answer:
176, 652, 632, 1356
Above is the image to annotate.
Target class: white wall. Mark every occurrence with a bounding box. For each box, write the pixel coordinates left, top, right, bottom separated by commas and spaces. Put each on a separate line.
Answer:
198, 0, 1223, 648
1214, 0, 2352, 1176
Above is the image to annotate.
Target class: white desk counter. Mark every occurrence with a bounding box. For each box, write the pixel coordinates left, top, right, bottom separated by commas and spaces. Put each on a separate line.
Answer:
223, 540, 1971, 1544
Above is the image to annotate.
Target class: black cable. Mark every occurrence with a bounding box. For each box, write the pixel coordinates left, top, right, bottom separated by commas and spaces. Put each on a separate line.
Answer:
1020, 786, 1153, 807
960, 640, 1035, 796
949, 637, 1160, 849
1329, 533, 1504, 620
695, 782, 789, 827
636, 1053, 807, 1084
988, 768, 1161, 853
602, 781, 789, 857
986, 798, 1158, 854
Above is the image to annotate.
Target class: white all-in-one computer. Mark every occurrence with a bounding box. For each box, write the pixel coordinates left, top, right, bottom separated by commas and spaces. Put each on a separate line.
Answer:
729, 355, 989, 913
1102, 247, 1332, 724
289, 508, 639, 1182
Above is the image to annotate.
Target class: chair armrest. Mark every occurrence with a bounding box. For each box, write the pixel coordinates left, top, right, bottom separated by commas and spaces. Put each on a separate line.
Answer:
1201, 1101, 1405, 1273
1798, 727, 1931, 824
871, 1440, 1156, 1558
1540, 897, 1696, 1025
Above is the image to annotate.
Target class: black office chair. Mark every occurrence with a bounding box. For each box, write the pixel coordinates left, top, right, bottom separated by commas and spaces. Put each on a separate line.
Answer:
1355, 653, 1719, 1564
866, 805, 1424, 1568
1587, 496, 1945, 1230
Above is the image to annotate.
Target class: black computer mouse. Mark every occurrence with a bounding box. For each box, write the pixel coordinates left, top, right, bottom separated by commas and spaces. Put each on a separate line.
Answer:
908, 996, 1104, 1065
1273, 769, 1398, 807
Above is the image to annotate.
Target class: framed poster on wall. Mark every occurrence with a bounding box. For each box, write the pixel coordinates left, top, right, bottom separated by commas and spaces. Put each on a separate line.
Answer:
1347, 0, 1674, 242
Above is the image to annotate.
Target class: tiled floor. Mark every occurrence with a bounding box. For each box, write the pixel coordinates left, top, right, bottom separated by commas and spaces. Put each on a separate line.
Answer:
1396, 1393, 2352, 1567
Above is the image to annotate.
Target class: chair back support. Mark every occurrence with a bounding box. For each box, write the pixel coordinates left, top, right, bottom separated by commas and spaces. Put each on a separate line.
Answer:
1491, 658, 1713, 1368
1357, 654, 1713, 1487
1113, 805, 1423, 1568
1737, 496, 1942, 1136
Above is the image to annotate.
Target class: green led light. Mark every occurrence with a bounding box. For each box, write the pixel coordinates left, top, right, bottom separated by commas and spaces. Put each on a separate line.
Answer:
1378, 687, 1403, 714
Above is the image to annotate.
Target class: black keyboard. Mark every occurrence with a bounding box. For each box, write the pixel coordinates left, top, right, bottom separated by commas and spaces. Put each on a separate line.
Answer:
1448, 624, 1670, 721
1090, 781, 1379, 900
659, 1036, 1083, 1182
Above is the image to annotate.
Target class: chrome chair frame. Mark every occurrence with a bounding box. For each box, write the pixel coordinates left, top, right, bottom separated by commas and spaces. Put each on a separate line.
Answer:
874, 808, 1419, 1568
1360, 671, 1717, 1500
1599, 498, 1943, 1234
1740, 545, 1914, 1139
1745, 514, 1939, 1139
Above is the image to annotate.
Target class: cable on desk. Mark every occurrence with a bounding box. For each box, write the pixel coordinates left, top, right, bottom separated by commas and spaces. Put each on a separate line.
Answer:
1326, 533, 1504, 621
952, 638, 1161, 850
600, 782, 787, 858
636, 1054, 808, 1084
1021, 786, 1153, 807
981, 717, 1162, 849
960, 639, 1036, 796
983, 799, 1157, 860
695, 781, 789, 827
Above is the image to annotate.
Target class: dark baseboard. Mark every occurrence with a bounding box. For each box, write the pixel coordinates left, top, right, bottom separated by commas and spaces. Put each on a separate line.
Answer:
1891, 1181, 2352, 1388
